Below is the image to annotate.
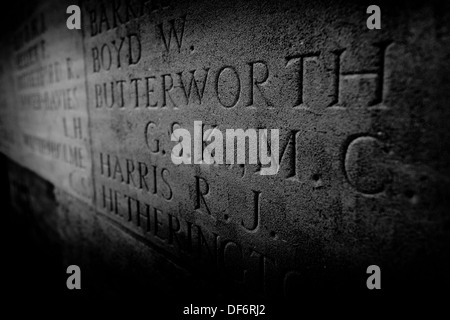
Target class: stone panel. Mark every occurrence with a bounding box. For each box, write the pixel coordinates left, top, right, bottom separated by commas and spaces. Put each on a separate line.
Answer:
11, 0, 92, 201
81, 0, 450, 296
1, 0, 450, 300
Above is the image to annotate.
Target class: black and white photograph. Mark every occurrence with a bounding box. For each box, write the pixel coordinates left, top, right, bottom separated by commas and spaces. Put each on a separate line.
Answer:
1, 0, 449, 315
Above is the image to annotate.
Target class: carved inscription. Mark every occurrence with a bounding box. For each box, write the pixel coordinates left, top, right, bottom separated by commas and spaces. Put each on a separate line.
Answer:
80, 0, 404, 297
2, 0, 444, 298
11, 0, 92, 201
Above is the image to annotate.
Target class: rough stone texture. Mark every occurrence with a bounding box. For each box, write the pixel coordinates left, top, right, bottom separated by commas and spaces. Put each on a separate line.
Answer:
11, 0, 92, 201
1, 0, 450, 303
0, 45, 21, 162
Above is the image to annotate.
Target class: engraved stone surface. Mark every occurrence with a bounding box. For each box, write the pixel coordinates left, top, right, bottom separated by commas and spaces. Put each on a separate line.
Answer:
80, 0, 450, 296
11, 0, 92, 201
1, 0, 450, 298
0, 44, 21, 162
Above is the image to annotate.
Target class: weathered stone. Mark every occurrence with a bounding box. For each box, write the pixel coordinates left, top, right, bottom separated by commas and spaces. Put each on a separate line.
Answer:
1, 0, 450, 300
82, 0, 450, 296
11, 0, 92, 201
0, 44, 21, 161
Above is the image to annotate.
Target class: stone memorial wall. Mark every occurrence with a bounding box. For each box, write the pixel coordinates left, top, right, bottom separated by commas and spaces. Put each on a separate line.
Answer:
11, 0, 92, 201
1, 0, 450, 300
